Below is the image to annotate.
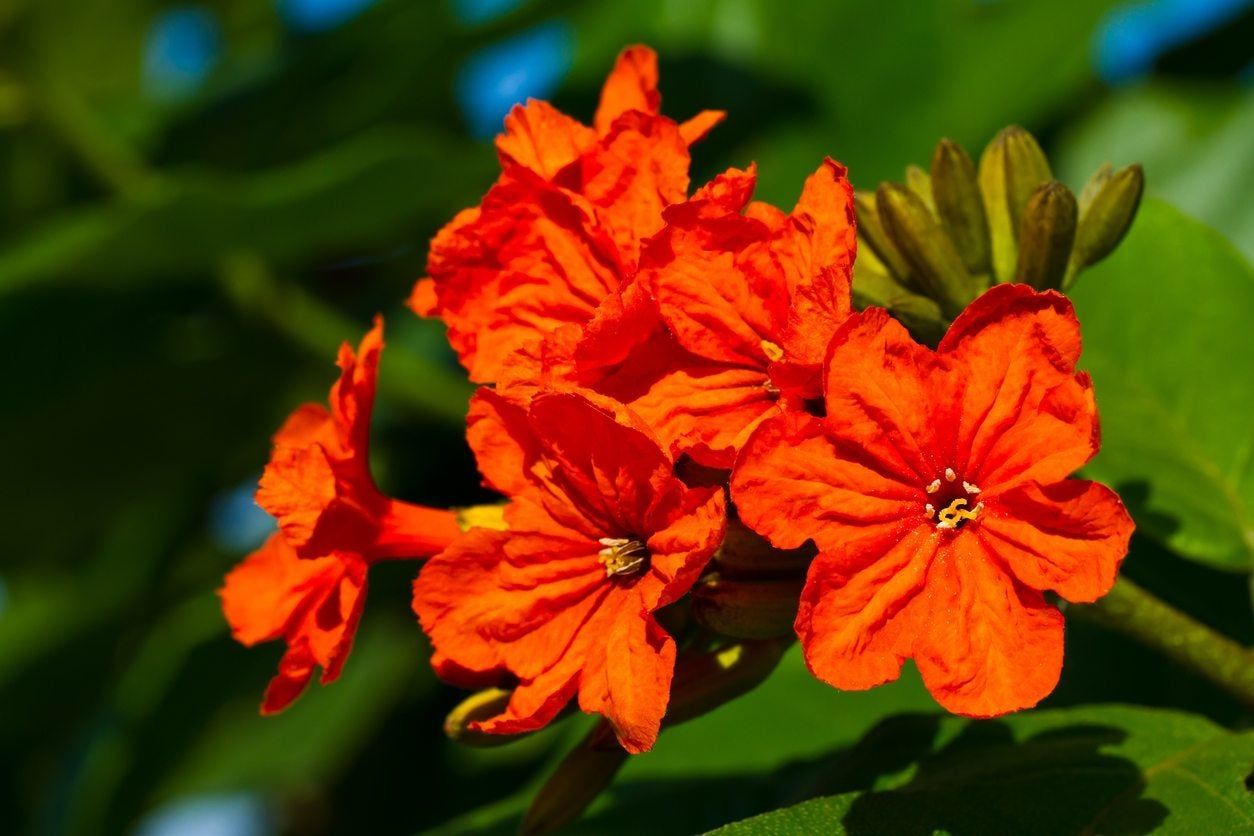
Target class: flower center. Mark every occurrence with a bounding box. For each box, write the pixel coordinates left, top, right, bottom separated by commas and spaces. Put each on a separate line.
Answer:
597, 537, 650, 578
923, 468, 984, 531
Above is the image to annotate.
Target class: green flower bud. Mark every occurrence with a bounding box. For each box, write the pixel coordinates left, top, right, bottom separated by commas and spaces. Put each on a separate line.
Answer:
931, 138, 991, 277
905, 164, 937, 215
876, 182, 981, 319
978, 126, 1052, 282
1016, 181, 1078, 290
1069, 163, 1144, 284
854, 191, 915, 288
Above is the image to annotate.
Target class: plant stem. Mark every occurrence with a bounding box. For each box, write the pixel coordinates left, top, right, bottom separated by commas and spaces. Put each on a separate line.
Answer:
1070, 576, 1254, 710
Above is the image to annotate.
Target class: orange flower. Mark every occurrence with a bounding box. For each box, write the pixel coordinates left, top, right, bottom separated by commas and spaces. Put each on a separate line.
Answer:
413, 390, 726, 752
731, 285, 1133, 717
412, 45, 723, 383
221, 319, 460, 712
628, 160, 856, 466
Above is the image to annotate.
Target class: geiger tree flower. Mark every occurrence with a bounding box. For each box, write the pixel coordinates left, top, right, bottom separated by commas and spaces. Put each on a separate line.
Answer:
631, 161, 855, 466
221, 321, 460, 711
411, 45, 723, 383
413, 390, 726, 752
731, 285, 1134, 715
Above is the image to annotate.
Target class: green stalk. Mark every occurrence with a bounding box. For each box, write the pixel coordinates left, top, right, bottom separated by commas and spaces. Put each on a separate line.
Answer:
1070, 576, 1254, 709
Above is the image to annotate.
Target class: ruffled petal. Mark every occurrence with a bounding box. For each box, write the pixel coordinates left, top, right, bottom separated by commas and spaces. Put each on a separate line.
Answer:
627, 362, 778, 469
797, 525, 936, 691
940, 283, 1082, 371
913, 535, 1065, 717
583, 113, 694, 268
594, 45, 661, 134
219, 534, 338, 646
497, 99, 595, 178
423, 172, 623, 383
979, 479, 1133, 603
941, 339, 1098, 492
580, 609, 675, 753
822, 309, 942, 484
732, 411, 920, 553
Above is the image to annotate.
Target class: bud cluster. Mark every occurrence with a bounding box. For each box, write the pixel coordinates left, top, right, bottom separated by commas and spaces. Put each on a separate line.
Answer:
855, 126, 1144, 341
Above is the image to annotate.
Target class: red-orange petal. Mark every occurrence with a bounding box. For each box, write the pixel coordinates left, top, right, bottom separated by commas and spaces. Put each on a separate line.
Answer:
822, 309, 943, 484
979, 479, 1133, 603
497, 99, 596, 179
594, 45, 661, 134
913, 535, 1065, 717
732, 411, 920, 553
797, 526, 936, 691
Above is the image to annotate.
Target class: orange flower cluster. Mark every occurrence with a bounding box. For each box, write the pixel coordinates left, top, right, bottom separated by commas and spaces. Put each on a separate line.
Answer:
222, 46, 1133, 752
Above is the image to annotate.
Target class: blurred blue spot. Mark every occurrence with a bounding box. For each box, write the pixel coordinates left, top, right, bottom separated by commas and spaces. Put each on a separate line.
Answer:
133, 794, 274, 836
208, 478, 275, 553
278, 0, 377, 32
1095, 0, 1253, 84
456, 22, 574, 139
143, 7, 222, 101
453, 0, 525, 26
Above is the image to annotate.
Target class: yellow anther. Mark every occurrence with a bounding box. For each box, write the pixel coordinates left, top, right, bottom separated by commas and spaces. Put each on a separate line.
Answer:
760, 340, 784, 362
598, 537, 648, 578
935, 498, 983, 530
944, 467, 957, 482
924, 503, 935, 519
926, 479, 941, 494
962, 480, 981, 495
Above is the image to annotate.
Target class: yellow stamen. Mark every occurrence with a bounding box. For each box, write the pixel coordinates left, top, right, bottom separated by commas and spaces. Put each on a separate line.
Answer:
944, 467, 957, 482
935, 498, 984, 530
760, 340, 784, 362
962, 480, 981, 495
926, 479, 941, 494
925, 503, 935, 519
597, 537, 648, 578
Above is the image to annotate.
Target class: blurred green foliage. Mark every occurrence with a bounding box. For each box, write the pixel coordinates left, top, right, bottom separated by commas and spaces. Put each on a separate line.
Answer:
0, 1, 1251, 834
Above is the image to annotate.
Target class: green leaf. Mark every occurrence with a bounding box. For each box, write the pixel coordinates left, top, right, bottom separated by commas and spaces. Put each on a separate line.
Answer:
707, 705, 1254, 835
1057, 84, 1254, 263
1071, 198, 1254, 569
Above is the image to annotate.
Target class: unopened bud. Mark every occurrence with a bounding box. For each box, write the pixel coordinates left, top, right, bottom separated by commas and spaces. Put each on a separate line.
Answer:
905, 164, 936, 215
455, 503, 508, 532
1016, 181, 1077, 290
979, 126, 1052, 282
877, 183, 982, 318
1069, 163, 1144, 282
931, 138, 991, 276
444, 687, 515, 746
714, 519, 812, 578
666, 640, 790, 726
521, 722, 629, 835
692, 577, 803, 639
1078, 162, 1113, 213
854, 191, 915, 287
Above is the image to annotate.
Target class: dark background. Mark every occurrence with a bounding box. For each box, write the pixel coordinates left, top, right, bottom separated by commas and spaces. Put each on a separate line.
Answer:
1, 1, 1251, 834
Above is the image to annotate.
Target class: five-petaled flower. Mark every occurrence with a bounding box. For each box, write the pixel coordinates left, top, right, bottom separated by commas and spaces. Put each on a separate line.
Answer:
412, 390, 726, 752
411, 45, 724, 384
220, 319, 461, 712
731, 284, 1134, 717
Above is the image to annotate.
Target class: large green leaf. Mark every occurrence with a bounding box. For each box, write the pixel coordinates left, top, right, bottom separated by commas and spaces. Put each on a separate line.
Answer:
1057, 84, 1254, 263
708, 705, 1254, 835
1071, 198, 1254, 569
